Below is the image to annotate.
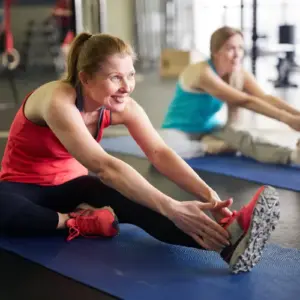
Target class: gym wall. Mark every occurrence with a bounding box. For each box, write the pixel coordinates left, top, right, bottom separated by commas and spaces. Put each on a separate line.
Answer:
106, 0, 134, 44
11, 4, 53, 50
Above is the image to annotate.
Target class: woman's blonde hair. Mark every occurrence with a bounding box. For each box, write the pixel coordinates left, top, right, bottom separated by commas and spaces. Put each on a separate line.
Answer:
62, 32, 136, 86
210, 26, 244, 89
210, 26, 243, 56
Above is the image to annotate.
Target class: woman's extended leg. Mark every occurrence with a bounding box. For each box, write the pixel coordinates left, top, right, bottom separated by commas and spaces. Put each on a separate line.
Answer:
210, 126, 296, 164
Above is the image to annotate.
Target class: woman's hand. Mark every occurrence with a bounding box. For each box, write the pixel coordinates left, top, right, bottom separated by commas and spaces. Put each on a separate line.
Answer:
210, 198, 233, 222
204, 189, 233, 221
168, 200, 231, 251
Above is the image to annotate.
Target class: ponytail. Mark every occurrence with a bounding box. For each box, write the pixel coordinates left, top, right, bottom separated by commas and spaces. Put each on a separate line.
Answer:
62, 32, 92, 86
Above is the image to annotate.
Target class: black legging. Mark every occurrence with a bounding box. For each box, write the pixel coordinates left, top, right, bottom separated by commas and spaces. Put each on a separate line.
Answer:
0, 175, 201, 248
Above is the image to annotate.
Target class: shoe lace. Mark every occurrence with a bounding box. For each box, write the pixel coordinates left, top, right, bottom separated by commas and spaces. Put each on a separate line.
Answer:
67, 215, 102, 242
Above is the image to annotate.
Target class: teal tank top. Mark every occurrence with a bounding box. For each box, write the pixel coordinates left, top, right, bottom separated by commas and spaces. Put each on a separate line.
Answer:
162, 60, 224, 133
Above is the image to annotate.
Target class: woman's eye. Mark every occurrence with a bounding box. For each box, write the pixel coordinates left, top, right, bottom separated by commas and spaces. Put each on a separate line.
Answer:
128, 73, 135, 79
111, 76, 121, 82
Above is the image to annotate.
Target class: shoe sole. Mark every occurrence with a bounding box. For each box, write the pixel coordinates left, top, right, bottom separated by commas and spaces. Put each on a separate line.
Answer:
229, 186, 280, 274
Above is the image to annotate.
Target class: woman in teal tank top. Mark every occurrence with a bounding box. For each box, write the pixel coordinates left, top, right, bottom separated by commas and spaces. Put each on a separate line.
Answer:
161, 26, 300, 166
162, 59, 224, 133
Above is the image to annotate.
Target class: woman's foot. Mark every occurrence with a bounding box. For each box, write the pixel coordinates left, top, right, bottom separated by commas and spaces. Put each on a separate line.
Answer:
76, 203, 116, 215
290, 139, 300, 164
219, 186, 280, 274
57, 213, 70, 229
66, 207, 119, 241
201, 135, 236, 155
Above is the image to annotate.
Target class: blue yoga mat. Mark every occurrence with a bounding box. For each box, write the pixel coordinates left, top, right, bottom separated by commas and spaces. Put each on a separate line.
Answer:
101, 136, 300, 192
0, 224, 299, 300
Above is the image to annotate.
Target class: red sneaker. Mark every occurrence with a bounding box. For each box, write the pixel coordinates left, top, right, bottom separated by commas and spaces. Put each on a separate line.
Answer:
66, 208, 119, 242
220, 185, 280, 274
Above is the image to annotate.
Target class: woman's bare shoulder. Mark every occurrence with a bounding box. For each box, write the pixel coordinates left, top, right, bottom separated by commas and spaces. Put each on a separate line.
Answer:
24, 80, 77, 124
180, 60, 211, 89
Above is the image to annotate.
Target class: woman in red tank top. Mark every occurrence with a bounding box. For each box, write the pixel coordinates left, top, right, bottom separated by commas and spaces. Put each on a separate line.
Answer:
0, 32, 280, 274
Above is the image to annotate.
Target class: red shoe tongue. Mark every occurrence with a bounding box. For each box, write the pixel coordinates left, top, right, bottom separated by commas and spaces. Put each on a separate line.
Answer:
71, 209, 94, 217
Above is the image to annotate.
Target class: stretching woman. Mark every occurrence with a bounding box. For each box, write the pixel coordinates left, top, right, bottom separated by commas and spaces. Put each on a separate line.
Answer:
162, 26, 300, 163
0, 32, 279, 274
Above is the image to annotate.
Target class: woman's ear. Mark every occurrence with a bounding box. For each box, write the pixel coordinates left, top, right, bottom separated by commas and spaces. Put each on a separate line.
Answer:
78, 71, 88, 85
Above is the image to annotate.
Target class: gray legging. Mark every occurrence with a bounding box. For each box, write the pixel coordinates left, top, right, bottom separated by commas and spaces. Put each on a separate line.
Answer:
160, 127, 292, 164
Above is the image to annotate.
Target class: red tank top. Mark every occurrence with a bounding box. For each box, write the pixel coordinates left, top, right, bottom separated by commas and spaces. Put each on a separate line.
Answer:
0, 91, 111, 186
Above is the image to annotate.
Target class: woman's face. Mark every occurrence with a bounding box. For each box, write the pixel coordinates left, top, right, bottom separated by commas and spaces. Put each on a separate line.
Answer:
81, 54, 136, 112
213, 34, 244, 73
